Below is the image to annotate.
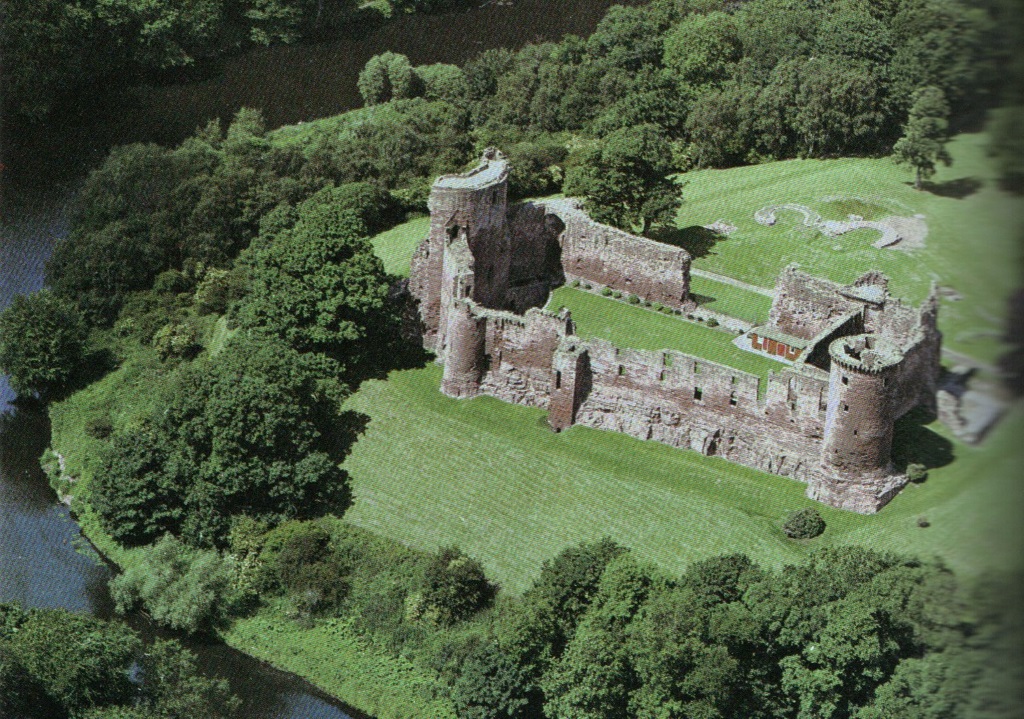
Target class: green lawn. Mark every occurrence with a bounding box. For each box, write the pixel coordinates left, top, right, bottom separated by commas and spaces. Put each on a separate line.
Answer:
663, 133, 1023, 364
342, 363, 1024, 594
688, 274, 773, 324
545, 286, 784, 383
370, 215, 430, 277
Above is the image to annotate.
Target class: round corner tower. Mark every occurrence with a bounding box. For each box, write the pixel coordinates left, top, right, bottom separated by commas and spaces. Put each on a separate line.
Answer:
433, 149, 510, 398
821, 334, 904, 476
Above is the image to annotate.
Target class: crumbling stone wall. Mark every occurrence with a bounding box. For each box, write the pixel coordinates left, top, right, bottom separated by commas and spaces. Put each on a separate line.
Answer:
541, 199, 691, 309
769, 265, 862, 339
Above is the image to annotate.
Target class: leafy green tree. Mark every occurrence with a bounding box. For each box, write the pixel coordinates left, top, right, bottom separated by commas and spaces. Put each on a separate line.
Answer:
92, 427, 184, 545
563, 125, 682, 234
893, 85, 953, 189
542, 554, 665, 719
783, 508, 827, 539
0, 290, 87, 399
110, 534, 238, 635
449, 639, 535, 719
358, 51, 416, 105
417, 547, 496, 626
233, 198, 392, 369
414, 63, 469, 103
662, 11, 742, 93
791, 57, 886, 158
6, 608, 139, 712
625, 585, 739, 719
258, 519, 351, 614
136, 639, 239, 718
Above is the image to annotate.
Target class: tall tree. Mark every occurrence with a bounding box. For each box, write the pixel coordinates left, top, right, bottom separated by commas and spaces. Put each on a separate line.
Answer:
563, 124, 682, 234
0, 290, 87, 399
892, 85, 952, 189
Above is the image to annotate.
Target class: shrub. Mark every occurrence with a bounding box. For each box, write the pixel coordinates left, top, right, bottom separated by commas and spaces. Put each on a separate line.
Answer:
583, 283, 592, 290
570, 279, 580, 288
706, 317, 720, 327
907, 463, 928, 482
782, 508, 826, 539
110, 535, 238, 635
258, 520, 350, 615
152, 321, 200, 361
417, 546, 496, 626
611, 290, 622, 299
917, 516, 931, 528
627, 294, 640, 304
601, 287, 613, 296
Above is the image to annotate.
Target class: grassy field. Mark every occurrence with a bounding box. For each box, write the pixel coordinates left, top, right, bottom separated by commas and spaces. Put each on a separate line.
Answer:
663, 132, 1022, 364
688, 274, 773, 324
545, 286, 784, 383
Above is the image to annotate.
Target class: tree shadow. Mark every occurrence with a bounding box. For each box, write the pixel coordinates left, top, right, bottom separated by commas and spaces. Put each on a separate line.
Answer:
912, 177, 983, 200
648, 226, 724, 259
323, 410, 371, 465
891, 406, 955, 479
689, 292, 717, 306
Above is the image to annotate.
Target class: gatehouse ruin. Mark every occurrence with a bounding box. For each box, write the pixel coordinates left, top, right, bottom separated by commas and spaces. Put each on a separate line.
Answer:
409, 150, 943, 513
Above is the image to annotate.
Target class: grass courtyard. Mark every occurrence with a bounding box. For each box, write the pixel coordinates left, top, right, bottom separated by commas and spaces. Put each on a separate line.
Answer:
545, 285, 784, 383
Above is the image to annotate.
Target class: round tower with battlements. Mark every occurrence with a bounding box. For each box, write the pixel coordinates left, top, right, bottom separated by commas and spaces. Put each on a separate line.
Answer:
821, 334, 904, 475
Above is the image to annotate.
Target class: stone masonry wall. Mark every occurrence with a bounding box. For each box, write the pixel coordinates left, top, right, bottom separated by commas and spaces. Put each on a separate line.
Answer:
539, 199, 691, 309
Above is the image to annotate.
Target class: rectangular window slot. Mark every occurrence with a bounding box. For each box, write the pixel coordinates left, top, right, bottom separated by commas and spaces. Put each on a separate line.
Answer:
729, 392, 738, 406
694, 362, 700, 374
842, 376, 849, 385
555, 370, 562, 389
843, 403, 849, 412
694, 387, 702, 401
659, 371, 665, 381
618, 365, 625, 376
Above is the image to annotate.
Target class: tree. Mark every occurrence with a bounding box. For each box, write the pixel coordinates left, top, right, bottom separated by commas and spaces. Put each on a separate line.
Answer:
0, 289, 87, 399
449, 639, 535, 719
563, 124, 682, 234
233, 196, 393, 372
417, 547, 496, 626
6, 607, 139, 712
358, 52, 415, 106
110, 534, 238, 635
893, 86, 953, 189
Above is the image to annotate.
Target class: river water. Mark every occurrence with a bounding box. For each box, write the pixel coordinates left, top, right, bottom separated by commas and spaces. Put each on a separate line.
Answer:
0, 2, 627, 716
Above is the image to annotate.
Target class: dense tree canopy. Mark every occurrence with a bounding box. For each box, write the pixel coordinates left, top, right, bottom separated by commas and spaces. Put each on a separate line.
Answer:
0, 290, 87, 399
564, 125, 682, 234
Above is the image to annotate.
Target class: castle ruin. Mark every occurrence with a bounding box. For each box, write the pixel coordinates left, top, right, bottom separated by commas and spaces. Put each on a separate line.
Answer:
409, 150, 942, 513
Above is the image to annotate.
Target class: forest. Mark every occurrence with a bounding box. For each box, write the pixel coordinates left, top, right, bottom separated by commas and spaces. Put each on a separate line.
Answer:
1, 0, 1022, 716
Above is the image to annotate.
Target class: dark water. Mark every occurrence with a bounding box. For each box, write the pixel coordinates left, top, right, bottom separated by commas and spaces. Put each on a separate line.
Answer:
0, 2, 628, 716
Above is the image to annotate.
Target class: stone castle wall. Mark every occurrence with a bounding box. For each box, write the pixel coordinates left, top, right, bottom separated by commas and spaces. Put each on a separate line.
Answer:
408, 152, 941, 514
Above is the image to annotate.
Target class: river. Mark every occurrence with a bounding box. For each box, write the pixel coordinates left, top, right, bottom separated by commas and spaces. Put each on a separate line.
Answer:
0, 1, 630, 716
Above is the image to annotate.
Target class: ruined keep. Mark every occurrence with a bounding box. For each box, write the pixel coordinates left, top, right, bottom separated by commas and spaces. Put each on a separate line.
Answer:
409, 150, 942, 513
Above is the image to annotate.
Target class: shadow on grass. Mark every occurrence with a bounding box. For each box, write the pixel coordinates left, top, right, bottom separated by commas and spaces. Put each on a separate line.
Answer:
649, 226, 724, 259
690, 292, 717, 306
912, 177, 983, 200
891, 406, 955, 479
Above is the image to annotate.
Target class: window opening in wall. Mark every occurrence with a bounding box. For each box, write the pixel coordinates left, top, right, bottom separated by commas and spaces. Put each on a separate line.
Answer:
694, 362, 700, 374
730, 375, 737, 384
694, 387, 702, 401
447, 225, 459, 240
842, 375, 849, 385
663, 353, 672, 367
618, 365, 625, 376
882, 378, 888, 387
492, 188, 498, 203
853, 429, 858, 435
729, 392, 738, 406
843, 403, 849, 412
555, 370, 562, 389
659, 371, 665, 381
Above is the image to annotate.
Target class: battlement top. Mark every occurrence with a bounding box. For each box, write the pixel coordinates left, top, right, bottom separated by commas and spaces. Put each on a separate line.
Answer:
829, 334, 903, 374
435, 149, 509, 190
